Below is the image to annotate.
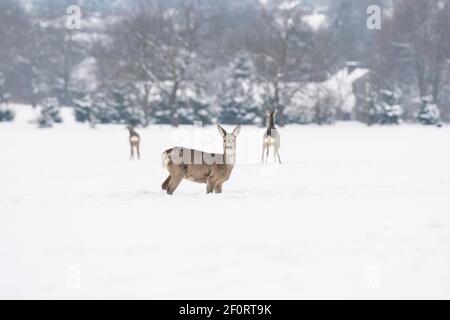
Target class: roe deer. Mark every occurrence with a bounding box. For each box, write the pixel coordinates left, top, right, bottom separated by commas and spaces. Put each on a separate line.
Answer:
262, 110, 281, 164
161, 125, 241, 195
127, 126, 140, 160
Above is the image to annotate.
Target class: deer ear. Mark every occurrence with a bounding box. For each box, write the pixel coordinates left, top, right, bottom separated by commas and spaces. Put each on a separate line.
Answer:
217, 124, 227, 137
232, 125, 241, 136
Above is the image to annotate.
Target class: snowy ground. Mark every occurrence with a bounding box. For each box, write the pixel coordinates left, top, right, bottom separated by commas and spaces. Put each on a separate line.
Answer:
1, 107, 450, 299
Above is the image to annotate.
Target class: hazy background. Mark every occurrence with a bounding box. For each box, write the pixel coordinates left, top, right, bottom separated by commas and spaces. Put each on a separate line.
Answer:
0, 0, 449, 127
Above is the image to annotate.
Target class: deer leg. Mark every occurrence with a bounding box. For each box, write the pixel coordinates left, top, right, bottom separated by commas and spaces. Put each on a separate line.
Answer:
167, 175, 183, 195
161, 175, 171, 190
136, 144, 140, 160
214, 183, 223, 194
130, 144, 134, 160
276, 148, 282, 164
206, 178, 215, 194
265, 144, 269, 164
273, 146, 277, 164
262, 143, 266, 164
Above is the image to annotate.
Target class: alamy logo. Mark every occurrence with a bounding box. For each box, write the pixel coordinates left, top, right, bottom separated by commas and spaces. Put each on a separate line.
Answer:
367, 5, 381, 30
366, 265, 382, 290
66, 265, 81, 291
66, 5, 82, 30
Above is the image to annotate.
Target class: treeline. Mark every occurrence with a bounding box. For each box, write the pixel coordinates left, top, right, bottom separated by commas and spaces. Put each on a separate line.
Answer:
0, 0, 449, 127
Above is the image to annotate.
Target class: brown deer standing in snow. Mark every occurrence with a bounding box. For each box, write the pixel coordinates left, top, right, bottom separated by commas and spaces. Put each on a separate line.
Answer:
127, 126, 140, 160
161, 125, 241, 195
262, 110, 281, 164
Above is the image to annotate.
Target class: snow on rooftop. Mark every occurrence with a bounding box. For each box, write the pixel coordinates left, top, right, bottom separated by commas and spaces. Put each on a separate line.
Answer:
278, 1, 302, 11
324, 67, 370, 112
314, 67, 369, 96
289, 66, 370, 114
303, 12, 327, 31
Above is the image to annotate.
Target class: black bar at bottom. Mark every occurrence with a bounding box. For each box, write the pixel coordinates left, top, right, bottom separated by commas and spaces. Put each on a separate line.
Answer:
0, 300, 448, 318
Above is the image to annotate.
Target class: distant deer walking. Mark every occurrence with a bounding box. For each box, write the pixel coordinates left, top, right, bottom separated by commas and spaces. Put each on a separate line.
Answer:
262, 110, 281, 164
161, 125, 241, 195
127, 126, 140, 160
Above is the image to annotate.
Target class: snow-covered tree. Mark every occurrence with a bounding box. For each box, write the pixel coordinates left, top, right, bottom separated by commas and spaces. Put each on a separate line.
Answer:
107, 2, 205, 127
377, 90, 402, 125
73, 93, 92, 124
417, 96, 442, 126
366, 93, 380, 126
287, 82, 340, 125
247, 0, 313, 126
218, 53, 262, 125
313, 88, 338, 125
87, 92, 111, 125
109, 85, 145, 126
0, 108, 14, 122
0, 72, 14, 122
74, 83, 146, 126
37, 97, 62, 128
151, 83, 213, 125
374, 0, 450, 121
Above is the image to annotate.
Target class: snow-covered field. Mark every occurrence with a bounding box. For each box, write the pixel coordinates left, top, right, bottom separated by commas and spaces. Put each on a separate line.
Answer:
1, 108, 450, 299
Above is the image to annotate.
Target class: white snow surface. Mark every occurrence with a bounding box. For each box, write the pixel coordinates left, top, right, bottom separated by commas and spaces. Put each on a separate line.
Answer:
1, 115, 450, 299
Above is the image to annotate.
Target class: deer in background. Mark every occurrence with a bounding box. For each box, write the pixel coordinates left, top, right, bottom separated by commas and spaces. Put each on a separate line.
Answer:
262, 110, 281, 164
161, 125, 241, 195
127, 126, 140, 160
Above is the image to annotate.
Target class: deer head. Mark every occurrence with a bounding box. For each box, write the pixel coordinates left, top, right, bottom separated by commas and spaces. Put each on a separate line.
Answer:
217, 124, 241, 155
266, 110, 276, 127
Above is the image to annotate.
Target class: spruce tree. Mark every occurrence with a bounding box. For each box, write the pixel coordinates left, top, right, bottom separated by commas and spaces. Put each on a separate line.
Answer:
37, 97, 62, 128
0, 72, 14, 122
378, 90, 402, 125
417, 96, 442, 126
218, 53, 262, 125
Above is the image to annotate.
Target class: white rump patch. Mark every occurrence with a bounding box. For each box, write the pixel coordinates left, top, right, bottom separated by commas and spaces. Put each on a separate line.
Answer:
264, 137, 276, 146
